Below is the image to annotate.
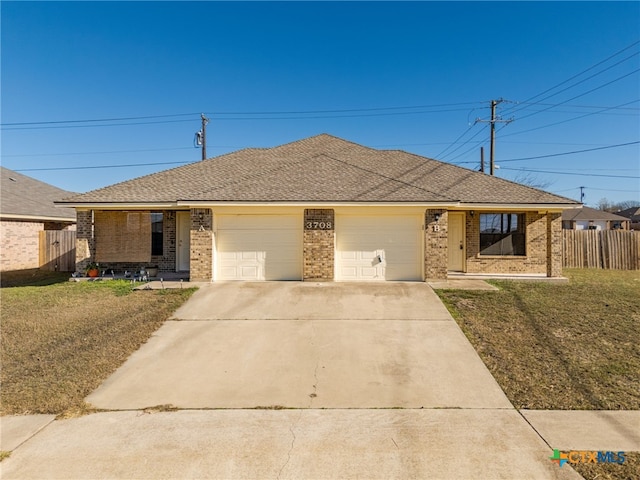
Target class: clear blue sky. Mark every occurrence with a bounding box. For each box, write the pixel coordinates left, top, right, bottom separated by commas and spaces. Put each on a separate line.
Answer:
2, 1, 639, 207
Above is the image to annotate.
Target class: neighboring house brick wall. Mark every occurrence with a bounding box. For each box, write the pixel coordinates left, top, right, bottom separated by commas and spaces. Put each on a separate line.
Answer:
425, 209, 448, 280
0, 220, 43, 271
190, 208, 213, 281
465, 211, 549, 274
303, 209, 334, 281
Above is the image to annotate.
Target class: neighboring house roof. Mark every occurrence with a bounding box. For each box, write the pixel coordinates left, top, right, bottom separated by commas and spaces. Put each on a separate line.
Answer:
59, 134, 579, 207
1, 167, 76, 221
562, 206, 628, 222
615, 207, 640, 222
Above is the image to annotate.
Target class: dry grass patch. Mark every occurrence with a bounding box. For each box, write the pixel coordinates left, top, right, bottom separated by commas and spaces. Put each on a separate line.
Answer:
1, 271, 195, 415
437, 269, 640, 410
570, 452, 639, 480
437, 269, 640, 480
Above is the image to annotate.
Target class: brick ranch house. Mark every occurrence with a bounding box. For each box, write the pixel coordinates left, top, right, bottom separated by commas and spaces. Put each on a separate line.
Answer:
1, 167, 76, 272
57, 134, 580, 282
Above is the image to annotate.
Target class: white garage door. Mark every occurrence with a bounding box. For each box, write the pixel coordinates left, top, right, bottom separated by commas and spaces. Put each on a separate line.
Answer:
216, 215, 302, 281
336, 215, 423, 281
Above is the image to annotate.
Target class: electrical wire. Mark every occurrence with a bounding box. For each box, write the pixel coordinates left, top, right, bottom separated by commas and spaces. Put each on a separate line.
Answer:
500, 99, 640, 138
504, 52, 639, 119
500, 40, 640, 116
3, 147, 197, 158
14, 161, 192, 172
0, 101, 487, 128
493, 141, 640, 163
500, 167, 639, 179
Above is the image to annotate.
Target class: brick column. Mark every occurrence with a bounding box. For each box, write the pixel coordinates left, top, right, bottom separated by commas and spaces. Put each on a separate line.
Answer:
303, 209, 334, 281
425, 209, 448, 280
547, 212, 562, 277
75, 210, 93, 273
190, 208, 213, 282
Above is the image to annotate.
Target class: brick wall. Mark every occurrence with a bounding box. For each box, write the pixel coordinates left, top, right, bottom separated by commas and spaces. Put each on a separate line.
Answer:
465, 211, 550, 275
75, 210, 178, 275
92, 211, 177, 274
190, 208, 213, 281
547, 212, 562, 277
303, 209, 334, 281
75, 210, 94, 273
425, 209, 448, 280
0, 220, 43, 271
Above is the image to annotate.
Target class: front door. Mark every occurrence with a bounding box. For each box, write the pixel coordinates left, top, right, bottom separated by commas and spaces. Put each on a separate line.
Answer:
447, 212, 465, 272
177, 211, 190, 272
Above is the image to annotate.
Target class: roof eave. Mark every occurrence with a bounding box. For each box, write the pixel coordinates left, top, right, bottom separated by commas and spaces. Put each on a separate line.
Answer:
54, 201, 180, 210
454, 202, 581, 211
1, 213, 76, 222
177, 200, 459, 207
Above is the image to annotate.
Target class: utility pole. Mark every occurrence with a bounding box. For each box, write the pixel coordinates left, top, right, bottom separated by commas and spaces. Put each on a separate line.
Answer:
579, 186, 585, 203
200, 113, 209, 160
489, 100, 498, 175
480, 146, 485, 173
476, 99, 512, 175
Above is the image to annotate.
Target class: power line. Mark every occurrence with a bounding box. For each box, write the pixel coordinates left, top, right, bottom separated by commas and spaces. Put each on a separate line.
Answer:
495, 141, 640, 163
505, 67, 640, 127
501, 40, 640, 116
14, 161, 192, 172
1, 112, 200, 126
580, 186, 640, 193
2, 118, 197, 131
3, 146, 197, 158
0, 101, 487, 128
500, 167, 639, 179
500, 99, 640, 138
504, 52, 639, 119
433, 123, 477, 159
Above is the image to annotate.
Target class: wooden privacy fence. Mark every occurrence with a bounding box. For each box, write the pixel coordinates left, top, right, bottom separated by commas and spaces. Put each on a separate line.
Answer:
563, 230, 640, 270
39, 230, 76, 272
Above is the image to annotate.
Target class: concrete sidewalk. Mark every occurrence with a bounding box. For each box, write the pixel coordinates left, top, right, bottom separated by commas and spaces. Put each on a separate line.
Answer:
0, 410, 583, 479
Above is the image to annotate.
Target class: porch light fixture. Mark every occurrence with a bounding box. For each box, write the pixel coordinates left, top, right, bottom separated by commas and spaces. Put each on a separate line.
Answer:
470, 210, 475, 217
434, 212, 441, 222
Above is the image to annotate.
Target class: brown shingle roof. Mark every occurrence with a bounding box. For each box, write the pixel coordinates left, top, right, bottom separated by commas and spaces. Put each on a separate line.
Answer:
59, 134, 579, 206
562, 206, 629, 222
1, 167, 76, 220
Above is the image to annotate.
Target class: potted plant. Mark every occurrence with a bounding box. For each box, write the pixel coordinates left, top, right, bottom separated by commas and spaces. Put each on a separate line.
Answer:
146, 266, 159, 278
86, 262, 100, 278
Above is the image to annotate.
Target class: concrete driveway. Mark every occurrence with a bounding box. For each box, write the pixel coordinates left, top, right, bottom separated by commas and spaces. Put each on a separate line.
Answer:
3, 282, 583, 479
86, 282, 512, 410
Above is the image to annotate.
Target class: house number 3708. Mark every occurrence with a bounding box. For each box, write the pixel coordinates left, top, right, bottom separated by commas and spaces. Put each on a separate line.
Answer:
305, 221, 332, 230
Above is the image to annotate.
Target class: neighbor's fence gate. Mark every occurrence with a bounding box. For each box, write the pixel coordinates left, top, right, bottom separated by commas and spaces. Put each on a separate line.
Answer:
39, 231, 76, 272
563, 230, 640, 270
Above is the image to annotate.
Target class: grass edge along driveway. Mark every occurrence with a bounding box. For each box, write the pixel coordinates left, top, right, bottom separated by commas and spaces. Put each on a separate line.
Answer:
1, 271, 196, 417
436, 269, 640, 480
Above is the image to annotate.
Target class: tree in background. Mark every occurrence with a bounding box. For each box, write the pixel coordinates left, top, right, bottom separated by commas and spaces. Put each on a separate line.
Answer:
597, 198, 639, 212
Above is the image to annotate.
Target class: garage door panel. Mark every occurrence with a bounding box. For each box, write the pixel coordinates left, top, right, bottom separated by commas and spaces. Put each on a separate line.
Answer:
216, 215, 302, 281
337, 215, 422, 281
